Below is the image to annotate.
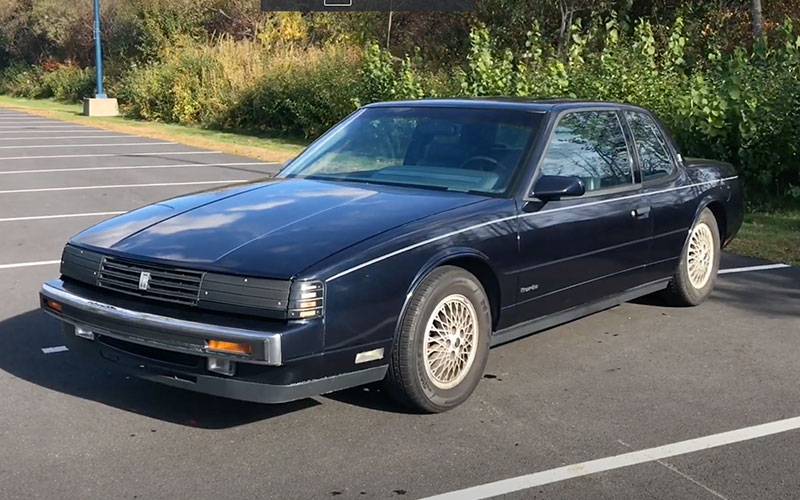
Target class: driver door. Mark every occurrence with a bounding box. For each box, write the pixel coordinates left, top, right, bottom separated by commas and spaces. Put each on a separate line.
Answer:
509, 110, 652, 325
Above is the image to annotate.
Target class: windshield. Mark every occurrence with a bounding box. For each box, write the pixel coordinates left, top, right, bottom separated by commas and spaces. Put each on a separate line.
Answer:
280, 106, 544, 195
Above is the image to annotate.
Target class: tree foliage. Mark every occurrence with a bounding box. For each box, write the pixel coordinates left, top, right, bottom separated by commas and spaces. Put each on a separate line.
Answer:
1, 0, 800, 199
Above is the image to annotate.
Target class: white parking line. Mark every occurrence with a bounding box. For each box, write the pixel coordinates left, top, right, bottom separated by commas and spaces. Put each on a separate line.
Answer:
0, 259, 60, 269
0, 125, 90, 129
422, 416, 800, 500
0, 211, 125, 223
0, 128, 104, 134
0, 150, 223, 160
0, 120, 63, 124
41, 346, 69, 354
0, 179, 247, 194
0, 134, 126, 141
0, 141, 175, 150
719, 264, 790, 274
0, 161, 272, 175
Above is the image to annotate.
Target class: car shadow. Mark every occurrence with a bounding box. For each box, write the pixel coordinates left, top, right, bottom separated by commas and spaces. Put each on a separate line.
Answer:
632, 255, 799, 318
0, 309, 319, 429
711, 266, 800, 318
323, 383, 415, 414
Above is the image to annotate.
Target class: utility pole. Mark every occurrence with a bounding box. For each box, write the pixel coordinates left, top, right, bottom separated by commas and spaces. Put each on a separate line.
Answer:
93, 0, 105, 97
84, 0, 119, 116
94, 0, 107, 99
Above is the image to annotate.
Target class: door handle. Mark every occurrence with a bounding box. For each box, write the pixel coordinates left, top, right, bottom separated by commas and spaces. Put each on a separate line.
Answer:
631, 206, 651, 218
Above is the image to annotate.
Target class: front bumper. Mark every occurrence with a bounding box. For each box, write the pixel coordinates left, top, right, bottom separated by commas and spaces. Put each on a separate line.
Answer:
41, 280, 282, 365
40, 279, 388, 404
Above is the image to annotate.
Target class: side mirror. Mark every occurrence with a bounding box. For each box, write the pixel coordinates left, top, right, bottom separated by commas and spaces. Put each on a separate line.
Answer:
531, 175, 585, 201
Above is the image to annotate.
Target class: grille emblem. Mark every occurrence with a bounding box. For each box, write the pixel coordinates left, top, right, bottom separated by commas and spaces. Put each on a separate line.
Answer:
138, 271, 151, 291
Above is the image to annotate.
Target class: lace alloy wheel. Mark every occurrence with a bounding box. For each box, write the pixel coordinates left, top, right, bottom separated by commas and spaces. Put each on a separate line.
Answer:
422, 294, 479, 390
687, 222, 715, 289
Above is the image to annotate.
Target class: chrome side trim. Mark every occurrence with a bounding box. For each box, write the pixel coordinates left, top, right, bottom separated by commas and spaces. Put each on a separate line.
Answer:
326, 176, 739, 282
41, 282, 282, 365
326, 213, 519, 282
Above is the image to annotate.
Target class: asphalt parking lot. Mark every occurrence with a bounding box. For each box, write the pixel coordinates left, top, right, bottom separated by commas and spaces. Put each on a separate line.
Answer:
0, 108, 798, 500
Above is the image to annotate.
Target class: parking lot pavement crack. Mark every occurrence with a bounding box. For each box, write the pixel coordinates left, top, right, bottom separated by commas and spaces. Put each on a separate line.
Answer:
616, 439, 732, 500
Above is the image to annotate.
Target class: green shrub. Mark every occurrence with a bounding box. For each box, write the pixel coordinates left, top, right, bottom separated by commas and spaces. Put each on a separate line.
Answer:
237, 44, 362, 137
0, 65, 47, 98
0, 63, 94, 102
3, 2, 797, 201
119, 54, 220, 124
459, 26, 515, 96
667, 21, 800, 200
453, 17, 800, 200
358, 42, 397, 104
119, 36, 267, 124
118, 38, 361, 137
42, 65, 95, 102
357, 42, 424, 104
117, 62, 179, 122
131, 0, 213, 62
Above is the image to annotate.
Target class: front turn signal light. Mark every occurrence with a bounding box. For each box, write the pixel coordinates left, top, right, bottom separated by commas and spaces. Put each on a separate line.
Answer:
45, 299, 62, 312
207, 339, 252, 355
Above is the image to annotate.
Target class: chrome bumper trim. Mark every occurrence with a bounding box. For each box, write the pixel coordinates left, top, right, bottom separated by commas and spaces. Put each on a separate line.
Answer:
41, 282, 282, 365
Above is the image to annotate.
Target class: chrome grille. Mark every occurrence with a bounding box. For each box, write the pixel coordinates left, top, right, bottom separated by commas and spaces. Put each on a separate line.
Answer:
97, 256, 204, 305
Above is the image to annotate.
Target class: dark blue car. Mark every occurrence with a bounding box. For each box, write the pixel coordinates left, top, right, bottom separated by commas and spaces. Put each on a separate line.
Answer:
40, 99, 743, 412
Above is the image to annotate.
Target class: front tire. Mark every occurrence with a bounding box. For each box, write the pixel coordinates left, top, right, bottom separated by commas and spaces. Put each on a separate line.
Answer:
385, 266, 491, 413
663, 208, 721, 306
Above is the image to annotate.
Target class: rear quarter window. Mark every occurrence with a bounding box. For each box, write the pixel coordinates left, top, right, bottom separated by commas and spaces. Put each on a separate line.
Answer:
624, 111, 676, 182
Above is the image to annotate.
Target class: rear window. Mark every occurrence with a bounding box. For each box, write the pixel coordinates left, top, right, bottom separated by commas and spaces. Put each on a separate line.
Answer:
624, 111, 676, 182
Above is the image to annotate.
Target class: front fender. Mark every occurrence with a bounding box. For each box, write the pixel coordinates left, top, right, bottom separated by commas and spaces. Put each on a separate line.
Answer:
310, 198, 517, 354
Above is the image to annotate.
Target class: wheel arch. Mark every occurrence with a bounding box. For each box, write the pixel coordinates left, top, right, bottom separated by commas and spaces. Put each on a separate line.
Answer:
394, 248, 503, 342
695, 196, 728, 242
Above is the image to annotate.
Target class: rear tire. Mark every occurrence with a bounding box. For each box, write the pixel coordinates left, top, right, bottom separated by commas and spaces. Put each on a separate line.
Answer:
385, 266, 491, 413
662, 208, 721, 306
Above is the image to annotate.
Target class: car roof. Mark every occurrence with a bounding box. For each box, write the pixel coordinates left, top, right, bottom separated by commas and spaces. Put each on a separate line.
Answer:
365, 97, 648, 113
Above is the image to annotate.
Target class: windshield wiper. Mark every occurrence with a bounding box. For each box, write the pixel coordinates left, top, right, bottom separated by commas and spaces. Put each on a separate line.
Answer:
300, 174, 351, 182
302, 174, 453, 192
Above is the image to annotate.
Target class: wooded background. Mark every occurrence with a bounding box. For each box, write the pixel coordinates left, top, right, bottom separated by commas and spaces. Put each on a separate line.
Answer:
1, 0, 798, 202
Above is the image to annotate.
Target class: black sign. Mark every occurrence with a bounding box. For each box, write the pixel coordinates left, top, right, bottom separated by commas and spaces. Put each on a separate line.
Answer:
261, 0, 474, 11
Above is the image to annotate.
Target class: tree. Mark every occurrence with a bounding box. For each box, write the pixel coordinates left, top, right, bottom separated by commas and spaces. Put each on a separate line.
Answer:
556, 0, 610, 58
751, 0, 763, 37
557, 0, 580, 57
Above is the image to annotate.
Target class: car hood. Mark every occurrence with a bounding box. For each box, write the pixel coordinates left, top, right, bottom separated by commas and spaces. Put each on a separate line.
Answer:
70, 178, 484, 279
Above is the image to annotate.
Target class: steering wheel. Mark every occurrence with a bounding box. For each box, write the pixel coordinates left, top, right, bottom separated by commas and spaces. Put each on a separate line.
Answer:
457, 156, 505, 173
